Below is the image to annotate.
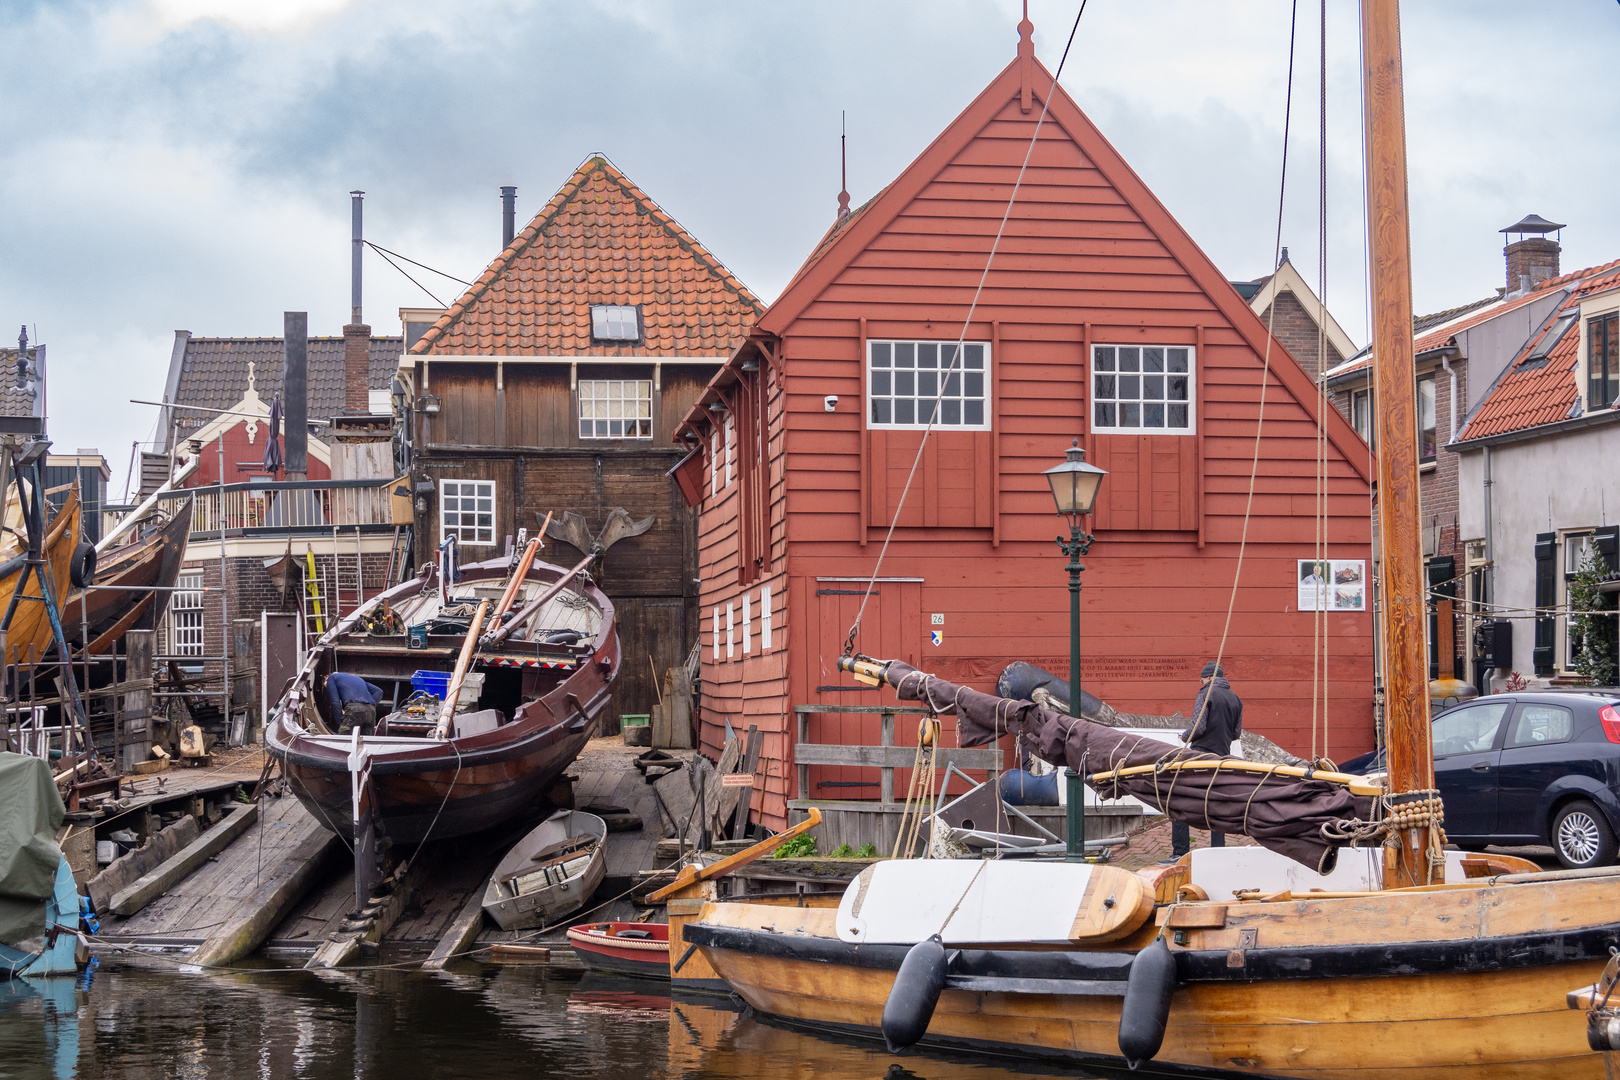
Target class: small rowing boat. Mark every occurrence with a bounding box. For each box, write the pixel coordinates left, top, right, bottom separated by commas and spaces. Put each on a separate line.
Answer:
566, 921, 670, 980
482, 809, 607, 931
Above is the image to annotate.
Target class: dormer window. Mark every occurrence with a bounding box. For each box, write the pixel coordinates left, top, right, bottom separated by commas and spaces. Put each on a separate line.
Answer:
591, 304, 642, 343
1589, 312, 1618, 409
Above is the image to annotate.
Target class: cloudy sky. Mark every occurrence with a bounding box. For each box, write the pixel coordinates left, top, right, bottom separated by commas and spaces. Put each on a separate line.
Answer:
4, 0, 1616, 497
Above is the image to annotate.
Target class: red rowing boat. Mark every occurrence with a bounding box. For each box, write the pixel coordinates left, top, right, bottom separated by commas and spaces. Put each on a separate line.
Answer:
566, 921, 669, 980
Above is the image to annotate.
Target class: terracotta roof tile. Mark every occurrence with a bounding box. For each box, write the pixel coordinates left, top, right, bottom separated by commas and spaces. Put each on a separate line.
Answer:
413, 156, 761, 358
0, 349, 41, 418
1459, 261, 1620, 441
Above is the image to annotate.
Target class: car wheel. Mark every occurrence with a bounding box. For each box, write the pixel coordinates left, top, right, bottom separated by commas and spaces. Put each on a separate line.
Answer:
1552, 800, 1618, 869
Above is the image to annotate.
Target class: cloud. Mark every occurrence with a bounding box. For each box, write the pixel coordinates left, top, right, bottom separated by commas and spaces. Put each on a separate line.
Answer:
1, 0, 1616, 488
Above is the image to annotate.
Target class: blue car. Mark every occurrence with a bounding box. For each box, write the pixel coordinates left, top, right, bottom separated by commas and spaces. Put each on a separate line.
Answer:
1339, 691, 1620, 869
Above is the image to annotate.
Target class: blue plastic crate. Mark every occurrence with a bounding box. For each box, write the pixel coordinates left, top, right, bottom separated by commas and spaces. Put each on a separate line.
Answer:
411, 670, 452, 699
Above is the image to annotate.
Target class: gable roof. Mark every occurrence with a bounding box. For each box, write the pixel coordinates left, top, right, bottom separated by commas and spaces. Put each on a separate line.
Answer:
1324, 286, 1555, 383
740, 49, 1370, 480
167, 335, 402, 442
1457, 259, 1620, 442
411, 156, 762, 358
1240, 258, 1359, 361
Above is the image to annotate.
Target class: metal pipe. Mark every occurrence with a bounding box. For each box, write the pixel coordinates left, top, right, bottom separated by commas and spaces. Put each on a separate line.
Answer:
96, 456, 200, 552
501, 186, 517, 249
350, 190, 364, 325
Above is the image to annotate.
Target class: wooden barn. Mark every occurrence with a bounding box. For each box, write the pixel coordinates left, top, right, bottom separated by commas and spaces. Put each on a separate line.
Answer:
404, 157, 763, 723
676, 18, 1376, 832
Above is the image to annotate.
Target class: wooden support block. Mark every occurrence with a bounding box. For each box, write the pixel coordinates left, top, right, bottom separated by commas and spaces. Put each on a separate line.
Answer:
422, 887, 489, 972
1165, 904, 1228, 929
187, 824, 340, 968
129, 759, 169, 775
109, 803, 259, 917
488, 944, 550, 964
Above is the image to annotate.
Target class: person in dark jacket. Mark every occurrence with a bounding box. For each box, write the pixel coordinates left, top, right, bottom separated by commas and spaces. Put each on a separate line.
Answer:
1171, 661, 1244, 857
1183, 662, 1243, 755
326, 672, 385, 735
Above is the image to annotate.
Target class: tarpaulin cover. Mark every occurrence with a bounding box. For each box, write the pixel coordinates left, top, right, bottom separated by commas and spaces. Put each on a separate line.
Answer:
884, 661, 1373, 872
0, 753, 67, 950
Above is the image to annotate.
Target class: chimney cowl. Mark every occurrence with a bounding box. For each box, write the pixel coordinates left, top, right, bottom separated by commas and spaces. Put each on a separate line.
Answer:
1502, 214, 1562, 295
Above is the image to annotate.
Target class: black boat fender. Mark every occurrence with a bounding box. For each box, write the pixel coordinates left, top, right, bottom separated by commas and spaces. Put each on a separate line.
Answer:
881, 935, 948, 1054
1118, 936, 1177, 1068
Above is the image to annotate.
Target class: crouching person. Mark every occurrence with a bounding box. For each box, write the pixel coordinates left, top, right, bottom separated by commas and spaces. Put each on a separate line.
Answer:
326, 672, 386, 735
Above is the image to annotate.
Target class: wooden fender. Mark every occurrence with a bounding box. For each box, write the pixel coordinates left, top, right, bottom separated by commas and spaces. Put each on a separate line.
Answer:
837, 859, 1153, 946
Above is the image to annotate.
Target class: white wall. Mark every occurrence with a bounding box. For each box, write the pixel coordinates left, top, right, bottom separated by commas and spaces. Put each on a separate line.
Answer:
1456, 420, 1620, 686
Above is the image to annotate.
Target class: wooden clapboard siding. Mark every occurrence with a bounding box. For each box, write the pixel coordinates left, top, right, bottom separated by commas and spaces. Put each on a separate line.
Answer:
685, 45, 1375, 830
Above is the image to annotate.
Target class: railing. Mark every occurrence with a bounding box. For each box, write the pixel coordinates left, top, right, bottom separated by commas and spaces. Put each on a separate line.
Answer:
138, 478, 401, 538
792, 704, 1002, 805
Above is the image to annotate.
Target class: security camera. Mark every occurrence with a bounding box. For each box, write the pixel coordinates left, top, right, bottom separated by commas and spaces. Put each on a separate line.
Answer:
824, 395, 838, 412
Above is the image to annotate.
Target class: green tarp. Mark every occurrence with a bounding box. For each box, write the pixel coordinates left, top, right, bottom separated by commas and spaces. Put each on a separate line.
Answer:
0, 752, 67, 950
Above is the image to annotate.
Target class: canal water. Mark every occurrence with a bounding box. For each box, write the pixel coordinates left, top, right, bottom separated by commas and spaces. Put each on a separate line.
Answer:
0, 956, 1128, 1080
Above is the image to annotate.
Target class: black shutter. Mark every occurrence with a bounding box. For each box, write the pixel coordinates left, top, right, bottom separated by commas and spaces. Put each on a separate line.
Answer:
1428, 555, 1456, 599
1596, 525, 1619, 575
1533, 532, 1557, 675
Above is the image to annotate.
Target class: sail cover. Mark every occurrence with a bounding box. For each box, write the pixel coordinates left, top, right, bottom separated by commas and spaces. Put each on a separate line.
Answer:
0, 752, 67, 952
883, 661, 1374, 872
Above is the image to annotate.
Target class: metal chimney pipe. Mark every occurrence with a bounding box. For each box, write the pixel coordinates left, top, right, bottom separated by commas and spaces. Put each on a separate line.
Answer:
501, 186, 517, 249
284, 312, 309, 479
350, 190, 364, 325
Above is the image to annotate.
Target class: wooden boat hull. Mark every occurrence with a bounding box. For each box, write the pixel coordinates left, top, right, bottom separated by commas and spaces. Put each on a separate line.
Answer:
482, 810, 608, 930
0, 488, 80, 668
266, 556, 620, 847
688, 869, 1619, 1079
568, 922, 670, 980
62, 499, 190, 651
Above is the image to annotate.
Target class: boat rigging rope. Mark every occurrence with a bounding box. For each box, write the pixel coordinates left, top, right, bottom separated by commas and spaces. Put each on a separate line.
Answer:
841, 0, 1090, 660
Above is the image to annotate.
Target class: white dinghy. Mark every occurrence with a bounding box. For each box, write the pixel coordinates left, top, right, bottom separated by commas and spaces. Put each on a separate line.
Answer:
482, 809, 608, 931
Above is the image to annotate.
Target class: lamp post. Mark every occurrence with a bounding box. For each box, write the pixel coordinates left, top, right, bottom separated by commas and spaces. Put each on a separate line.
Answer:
1044, 439, 1106, 862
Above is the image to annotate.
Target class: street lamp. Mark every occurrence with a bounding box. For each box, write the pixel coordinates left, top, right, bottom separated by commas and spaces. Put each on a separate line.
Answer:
1044, 439, 1106, 861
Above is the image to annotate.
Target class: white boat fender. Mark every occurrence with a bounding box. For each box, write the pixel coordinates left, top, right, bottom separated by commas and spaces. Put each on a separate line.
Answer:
1118, 936, 1177, 1068
880, 935, 949, 1054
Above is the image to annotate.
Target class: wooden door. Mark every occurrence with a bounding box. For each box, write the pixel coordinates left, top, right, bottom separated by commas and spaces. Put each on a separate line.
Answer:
261, 613, 301, 720
803, 578, 922, 800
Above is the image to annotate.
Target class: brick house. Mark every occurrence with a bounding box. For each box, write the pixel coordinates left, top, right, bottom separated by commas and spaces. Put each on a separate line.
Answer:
401, 156, 763, 722
1232, 252, 1358, 381
1321, 217, 1600, 689
154, 333, 405, 716
1452, 257, 1620, 688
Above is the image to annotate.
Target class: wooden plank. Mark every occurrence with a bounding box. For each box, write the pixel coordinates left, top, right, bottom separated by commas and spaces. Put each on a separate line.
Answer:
187, 823, 340, 968
109, 803, 259, 917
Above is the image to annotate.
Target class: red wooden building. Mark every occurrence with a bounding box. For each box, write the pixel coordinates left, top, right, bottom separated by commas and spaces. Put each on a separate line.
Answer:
676, 20, 1376, 831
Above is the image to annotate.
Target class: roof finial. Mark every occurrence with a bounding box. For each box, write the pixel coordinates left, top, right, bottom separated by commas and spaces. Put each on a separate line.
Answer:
837, 110, 851, 220
1018, 1, 1035, 114
247, 360, 256, 393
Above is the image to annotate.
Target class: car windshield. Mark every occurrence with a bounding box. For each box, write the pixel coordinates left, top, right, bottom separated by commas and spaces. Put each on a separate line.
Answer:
1432, 701, 1510, 757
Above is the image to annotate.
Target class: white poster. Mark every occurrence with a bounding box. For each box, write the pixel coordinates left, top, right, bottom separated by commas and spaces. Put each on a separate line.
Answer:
1298, 559, 1366, 612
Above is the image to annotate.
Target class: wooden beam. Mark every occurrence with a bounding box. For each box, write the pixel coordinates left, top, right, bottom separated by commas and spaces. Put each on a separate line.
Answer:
421, 885, 488, 972
792, 742, 1002, 771
109, 803, 259, 917
187, 824, 340, 968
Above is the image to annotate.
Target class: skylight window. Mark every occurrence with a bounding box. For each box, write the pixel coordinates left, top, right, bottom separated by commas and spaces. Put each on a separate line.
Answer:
1524, 312, 1576, 368
590, 304, 642, 343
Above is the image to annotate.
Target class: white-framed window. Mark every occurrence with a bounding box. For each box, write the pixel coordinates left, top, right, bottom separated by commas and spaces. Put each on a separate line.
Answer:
1351, 387, 1375, 446
440, 480, 496, 546
170, 570, 205, 657
578, 379, 652, 439
712, 606, 720, 661
1091, 345, 1194, 434
590, 304, 642, 343
742, 593, 752, 655
1563, 530, 1596, 671
709, 430, 719, 497
725, 602, 735, 660
760, 586, 772, 652
867, 340, 990, 430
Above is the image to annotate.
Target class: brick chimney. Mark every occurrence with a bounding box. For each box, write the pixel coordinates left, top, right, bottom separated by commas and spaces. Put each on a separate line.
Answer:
345, 189, 371, 413
1500, 213, 1563, 294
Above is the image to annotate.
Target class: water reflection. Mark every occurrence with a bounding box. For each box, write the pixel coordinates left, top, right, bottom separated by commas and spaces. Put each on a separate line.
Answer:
0, 958, 1118, 1080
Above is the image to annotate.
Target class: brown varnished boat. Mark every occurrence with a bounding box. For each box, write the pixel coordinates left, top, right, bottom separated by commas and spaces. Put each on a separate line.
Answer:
266, 548, 620, 893
675, 3, 1614, 1076
0, 485, 84, 668
61, 498, 191, 654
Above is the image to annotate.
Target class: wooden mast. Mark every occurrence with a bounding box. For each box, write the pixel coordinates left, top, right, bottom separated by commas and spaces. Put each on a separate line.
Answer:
1361, 0, 1436, 886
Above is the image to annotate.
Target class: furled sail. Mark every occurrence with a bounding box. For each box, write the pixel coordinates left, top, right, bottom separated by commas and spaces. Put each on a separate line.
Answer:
878, 659, 1376, 872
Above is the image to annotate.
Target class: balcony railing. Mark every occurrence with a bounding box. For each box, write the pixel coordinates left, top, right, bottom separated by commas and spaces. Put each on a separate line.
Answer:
138, 478, 401, 539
